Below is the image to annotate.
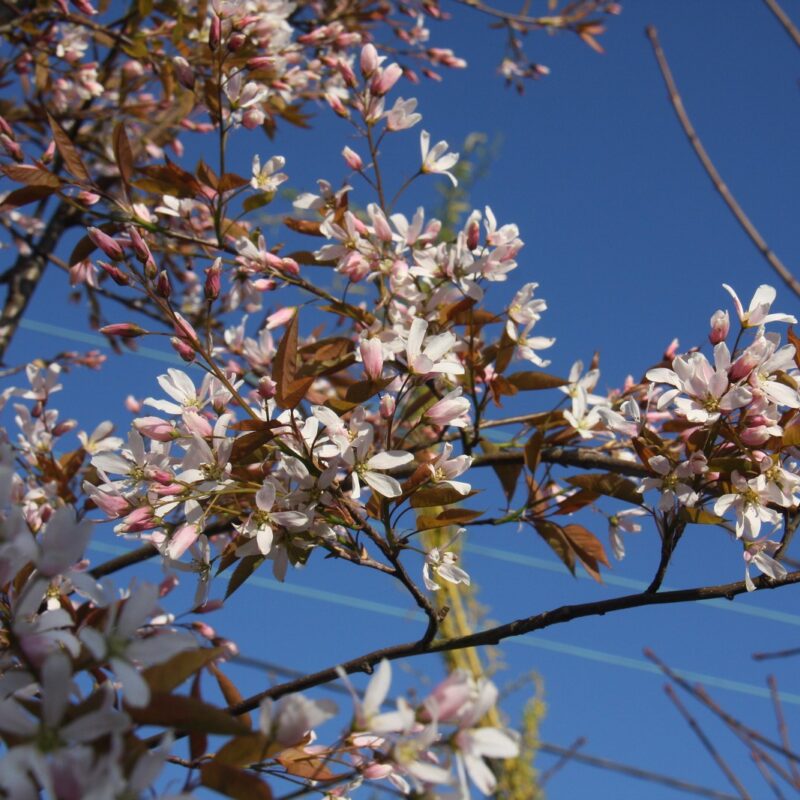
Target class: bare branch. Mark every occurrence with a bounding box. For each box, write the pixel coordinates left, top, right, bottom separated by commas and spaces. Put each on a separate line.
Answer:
225, 569, 800, 717
645, 25, 800, 301
763, 0, 800, 51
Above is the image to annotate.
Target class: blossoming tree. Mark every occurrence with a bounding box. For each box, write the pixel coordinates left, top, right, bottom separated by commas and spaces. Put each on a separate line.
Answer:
1, 0, 800, 797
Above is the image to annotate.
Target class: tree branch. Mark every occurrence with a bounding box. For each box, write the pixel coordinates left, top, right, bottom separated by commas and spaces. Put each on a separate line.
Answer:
645, 25, 800, 301
762, 0, 800, 51
226, 569, 800, 716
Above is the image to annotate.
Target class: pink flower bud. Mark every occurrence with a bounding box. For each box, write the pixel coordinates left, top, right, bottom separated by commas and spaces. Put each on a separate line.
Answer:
134, 416, 176, 441
228, 32, 246, 51
97, 260, 131, 286
173, 312, 199, 343
125, 395, 142, 413
325, 92, 350, 119
370, 63, 403, 95
360, 43, 379, 77
337, 60, 357, 87
380, 394, 395, 419
171, 337, 196, 362
172, 56, 195, 89
167, 523, 200, 560
40, 140, 56, 163
127, 226, 151, 262
99, 323, 147, 338
119, 506, 159, 532
342, 146, 363, 171
360, 338, 384, 381
204, 261, 222, 300
191, 621, 218, 640
88, 227, 125, 261
466, 219, 480, 250
266, 307, 296, 329
213, 637, 239, 658
156, 270, 172, 298
258, 376, 276, 399
709, 309, 730, 345
52, 419, 78, 436
0, 134, 23, 162
209, 14, 221, 50
77, 190, 101, 205
183, 409, 213, 438
0, 115, 12, 137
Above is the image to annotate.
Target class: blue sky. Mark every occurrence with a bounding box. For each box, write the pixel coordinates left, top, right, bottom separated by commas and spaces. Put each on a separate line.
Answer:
7, 1, 800, 797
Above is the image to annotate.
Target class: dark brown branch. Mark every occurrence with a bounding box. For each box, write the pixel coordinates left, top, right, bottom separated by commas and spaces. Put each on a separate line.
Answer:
763, 0, 800, 51
89, 543, 158, 579
645, 25, 800, 301
225, 569, 800, 717
768, 675, 800, 787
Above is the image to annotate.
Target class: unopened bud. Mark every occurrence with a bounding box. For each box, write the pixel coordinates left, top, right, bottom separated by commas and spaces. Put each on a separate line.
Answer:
228, 32, 246, 51
466, 220, 480, 251
380, 393, 395, 419
258, 375, 276, 399
99, 323, 147, 338
156, 270, 172, 298
127, 226, 151, 262
709, 309, 730, 345
370, 63, 403, 96
88, 227, 125, 261
360, 43, 379, 77
209, 14, 221, 50
172, 56, 195, 89
171, 337, 196, 362
97, 260, 131, 286
204, 260, 222, 300
0, 134, 23, 162
52, 419, 78, 436
124, 394, 142, 413
342, 146, 363, 171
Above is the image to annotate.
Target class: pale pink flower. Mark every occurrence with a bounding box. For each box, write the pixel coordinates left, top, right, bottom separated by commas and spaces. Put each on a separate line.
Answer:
723, 283, 796, 328
406, 318, 463, 376
420, 130, 459, 186
742, 534, 787, 591
428, 443, 472, 495
250, 154, 287, 192
714, 471, 784, 539
424, 388, 471, 428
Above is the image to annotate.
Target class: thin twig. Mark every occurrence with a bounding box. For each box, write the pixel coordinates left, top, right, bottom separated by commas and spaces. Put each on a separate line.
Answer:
539, 737, 586, 786
538, 742, 741, 800
768, 675, 800, 787
762, 0, 800, 51
665, 684, 751, 799
645, 25, 800, 300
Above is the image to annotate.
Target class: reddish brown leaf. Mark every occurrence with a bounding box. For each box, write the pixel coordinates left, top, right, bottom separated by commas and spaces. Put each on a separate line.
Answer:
507, 371, 568, 390
208, 663, 251, 729
276, 747, 339, 781
410, 486, 479, 508
566, 473, 642, 506
214, 733, 277, 767
141, 647, 223, 694
225, 555, 264, 600
126, 693, 250, 735
112, 122, 134, 186
283, 217, 323, 236
3, 164, 61, 188
524, 428, 544, 473
47, 113, 91, 183
416, 508, 482, 532
201, 762, 273, 800
0, 184, 56, 210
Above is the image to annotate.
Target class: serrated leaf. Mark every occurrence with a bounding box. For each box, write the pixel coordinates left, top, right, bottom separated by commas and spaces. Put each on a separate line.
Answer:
416, 508, 482, 532
127, 693, 250, 735
507, 371, 568, 390
113, 123, 134, 186
201, 762, 273, 800
141, 647, 223, 694
225, 555, 264, 600
47, 113, 90, 183
566, 472, 642, 505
